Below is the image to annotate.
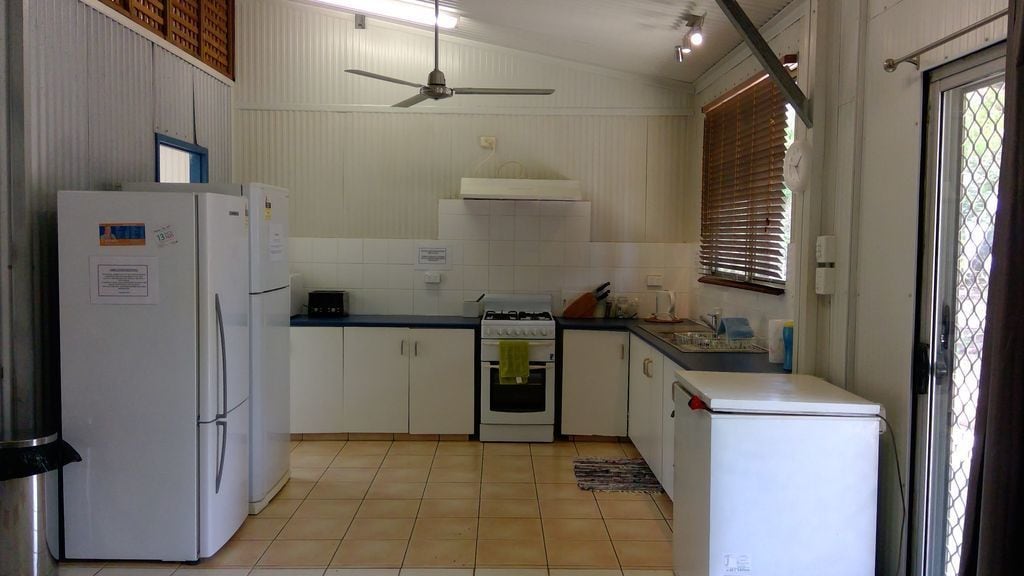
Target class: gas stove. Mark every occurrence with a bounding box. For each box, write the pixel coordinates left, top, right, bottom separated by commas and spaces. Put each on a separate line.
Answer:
480, 294, 556, 340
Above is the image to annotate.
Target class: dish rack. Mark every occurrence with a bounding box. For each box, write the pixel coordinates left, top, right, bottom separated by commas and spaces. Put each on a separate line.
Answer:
671, 332, 767, 353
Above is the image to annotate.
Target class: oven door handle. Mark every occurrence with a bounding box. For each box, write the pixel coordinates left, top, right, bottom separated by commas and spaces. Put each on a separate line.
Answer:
481, 341, 552, 347
485, 363, 553, 369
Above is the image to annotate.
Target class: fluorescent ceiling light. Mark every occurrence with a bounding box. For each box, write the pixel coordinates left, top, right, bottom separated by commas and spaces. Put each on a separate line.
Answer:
313, 0, 459, 29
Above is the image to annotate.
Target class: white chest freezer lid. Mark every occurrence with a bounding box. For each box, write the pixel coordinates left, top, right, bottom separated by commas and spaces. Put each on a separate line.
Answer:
676, 371, 881, 417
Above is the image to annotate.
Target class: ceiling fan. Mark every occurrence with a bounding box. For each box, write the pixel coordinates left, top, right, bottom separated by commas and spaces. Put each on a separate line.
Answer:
344, 0, 556, 107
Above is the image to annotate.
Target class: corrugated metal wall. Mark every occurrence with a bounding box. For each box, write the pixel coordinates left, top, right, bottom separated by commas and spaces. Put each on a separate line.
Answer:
194, 67, 234, 184
234, 0, 695, 243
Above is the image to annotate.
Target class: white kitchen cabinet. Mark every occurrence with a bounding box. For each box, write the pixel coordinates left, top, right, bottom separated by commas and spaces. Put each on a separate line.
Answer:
628, 334, 663, 477
289, 327, 344, 433
343, 327, 410, 432
661, 359, 683, 499
561, 330, 629, 436
409, 329, 475, 435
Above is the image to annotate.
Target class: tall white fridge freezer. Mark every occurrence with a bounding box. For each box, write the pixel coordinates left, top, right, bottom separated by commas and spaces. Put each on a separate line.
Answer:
58, 190, 250, 561
121, 182, 291, 513
672, 371, 881, 576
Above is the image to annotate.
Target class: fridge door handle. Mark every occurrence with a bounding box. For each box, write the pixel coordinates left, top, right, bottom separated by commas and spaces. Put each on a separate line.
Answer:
215, 419, 227, 494
215, 293, 228, 420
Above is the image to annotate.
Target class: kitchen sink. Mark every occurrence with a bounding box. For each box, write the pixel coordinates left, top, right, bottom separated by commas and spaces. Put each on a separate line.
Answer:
637, 321, 767, 354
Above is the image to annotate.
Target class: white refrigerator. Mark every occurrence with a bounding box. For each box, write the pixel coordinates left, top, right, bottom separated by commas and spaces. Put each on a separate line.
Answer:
121, 182, 292, 513
672, 371, 881, 576
58, 190, 250, 561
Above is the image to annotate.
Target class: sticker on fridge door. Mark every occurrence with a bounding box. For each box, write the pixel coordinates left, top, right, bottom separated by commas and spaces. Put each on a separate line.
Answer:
89, 256, 159, 305
98, 223, 145, 246
268, 223, 285, 261
722, 554, 752, 575
153, 224, 178, 247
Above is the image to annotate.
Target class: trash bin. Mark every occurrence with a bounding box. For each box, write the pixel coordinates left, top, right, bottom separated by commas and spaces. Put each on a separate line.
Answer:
0, 434, 80, 576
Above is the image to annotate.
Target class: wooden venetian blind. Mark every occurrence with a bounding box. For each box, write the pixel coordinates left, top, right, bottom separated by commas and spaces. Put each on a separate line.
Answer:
98, 0, 234, 79
700, 68, 790, 286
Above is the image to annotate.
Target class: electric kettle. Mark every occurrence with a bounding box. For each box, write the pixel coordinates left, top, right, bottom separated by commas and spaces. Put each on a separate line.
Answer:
655, 291, 676, 321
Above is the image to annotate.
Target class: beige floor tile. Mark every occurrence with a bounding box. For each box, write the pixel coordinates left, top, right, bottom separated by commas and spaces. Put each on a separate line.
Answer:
399, 569, 472, 576
475, 539, 547, 567
652, 494, 672, 520
531, 455, 577, 467
411, 517, 478, 540
430, 455, 483, 469
174, 568, 251, 575
374, 468, 430, 483
402, 539, 475, 568
365, 482, 426, 500
594, 491, 656, 501
621, 445, 642, 459
247, 569, 326, 576
575, 443, 626, 458
480, 482, 537, 499
95, 568, 176, 576
542, 518, 610, 541
294, 441, 346, 454
482, 465, 535, 483
344, 518, 415, 540
341, 441, 393, 455
603, 520, 671, 541
258, 498, 303, 519
482, 443, 531, 455
434, 443, 483, 456
612, 541, 673, 569
276, 480, 315, 500
597, 500, 663, 520
325, 570, 399, 576
356, 499, 421, 519
416, 498, 479, 518
258, 540, 340, 567
532, 467, 578, 483
291, 452, 338, 469
199, 540, 270, 567
381, 454, 433, 469
537, 483, 596, 500
277, 517, 353, 540
290, 468, 328, 483
620, 570, 674, 576
426, 468, 481, 483
422, 482, 480, 499
548, 570, 623, 576
539, 499, 602, 519
529, 442, 578, 456
546, 539, 619, 569
235, 517, 288, 540
477, 518, 542, 540
321, 468, 379, 483
308, 482, 371, 500
56, 562, 106, 576
474, 570, 548, 576
293, 499, 362, 519
331, 454, 386, 469
330, 539, 408, 568
387, 441, 438, 456
479, 499, 540, 518
483, 454, 534, 467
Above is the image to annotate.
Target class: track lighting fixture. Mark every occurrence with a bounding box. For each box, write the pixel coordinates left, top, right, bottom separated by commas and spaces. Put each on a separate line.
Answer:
675, 45, 685, 62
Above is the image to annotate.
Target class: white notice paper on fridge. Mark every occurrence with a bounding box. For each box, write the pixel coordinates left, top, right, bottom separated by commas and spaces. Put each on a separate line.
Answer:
268, 223, 285, 262
90, 256, 159, 305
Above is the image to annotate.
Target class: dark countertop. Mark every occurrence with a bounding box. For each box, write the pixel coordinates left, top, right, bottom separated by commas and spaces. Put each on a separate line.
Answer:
556, 316, 787, 374
291, 314, 479, 329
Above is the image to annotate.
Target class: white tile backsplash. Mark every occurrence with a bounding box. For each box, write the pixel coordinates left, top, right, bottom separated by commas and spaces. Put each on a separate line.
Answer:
489, 241, 515, 266
387, 239, 415, 264
514, 241, 540, 266
565, 217, 591, 242
463, 265, 489, 291
514, 215, 540, 240
363, 263, 389, 289
464, 240, 489, 265
363, 239, 388, 263
490, 215, 515, 240
488, 266, 515, 291
337, 263, 363, 289
337, 239, 363, 264
310, 238, 338, 263
386, 264, 414, 289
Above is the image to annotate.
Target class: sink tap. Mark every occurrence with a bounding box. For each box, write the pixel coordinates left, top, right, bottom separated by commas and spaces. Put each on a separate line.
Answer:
699, 309, 722, 333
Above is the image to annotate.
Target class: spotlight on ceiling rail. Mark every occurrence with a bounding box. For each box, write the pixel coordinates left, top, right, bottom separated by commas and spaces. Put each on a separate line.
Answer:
684, 14, 705, 46
675, 45, 685, 62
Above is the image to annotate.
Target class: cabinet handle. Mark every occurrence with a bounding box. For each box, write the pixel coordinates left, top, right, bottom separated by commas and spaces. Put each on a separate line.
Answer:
400, 340, 406, 356
414, 341, 419, 356
642, 358, 651, 378
620, 344, 625, 360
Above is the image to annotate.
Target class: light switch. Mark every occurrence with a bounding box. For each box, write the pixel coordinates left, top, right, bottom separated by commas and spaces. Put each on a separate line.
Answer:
646, 274, 664, 288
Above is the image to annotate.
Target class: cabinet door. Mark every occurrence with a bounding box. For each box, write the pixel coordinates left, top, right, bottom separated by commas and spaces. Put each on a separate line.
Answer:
562, 330, 629, 436
628, 335, 653, 462
343, 327, 410, 432
646, 351, 664, 481
409, 329, 475, 435
661, 360, 683, 500
289, 327, 344, 433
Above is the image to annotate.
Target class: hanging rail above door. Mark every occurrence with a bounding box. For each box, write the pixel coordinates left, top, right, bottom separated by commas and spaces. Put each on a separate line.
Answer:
884, 8, 1008, 72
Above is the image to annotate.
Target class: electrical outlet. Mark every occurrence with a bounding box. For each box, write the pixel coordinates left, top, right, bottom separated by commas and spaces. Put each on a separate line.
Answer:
479, 136, 496, 150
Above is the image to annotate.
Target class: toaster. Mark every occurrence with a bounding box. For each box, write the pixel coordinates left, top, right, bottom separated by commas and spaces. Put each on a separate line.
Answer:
307, 290, 348, 318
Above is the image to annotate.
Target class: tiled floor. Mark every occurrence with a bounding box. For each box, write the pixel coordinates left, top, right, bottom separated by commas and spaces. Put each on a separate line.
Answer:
59, 439, 674, 576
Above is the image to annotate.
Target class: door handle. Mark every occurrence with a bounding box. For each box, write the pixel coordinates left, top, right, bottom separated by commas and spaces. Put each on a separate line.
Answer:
215, 294, 227, 419
215, 419, 227, 494
620, 344, 625, 360
642, 358, 652, 378
401, 340, 406, 356
414, 341, 419, 356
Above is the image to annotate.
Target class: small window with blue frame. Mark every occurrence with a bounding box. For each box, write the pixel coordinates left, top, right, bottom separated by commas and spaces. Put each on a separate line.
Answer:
155, 134, 209, 183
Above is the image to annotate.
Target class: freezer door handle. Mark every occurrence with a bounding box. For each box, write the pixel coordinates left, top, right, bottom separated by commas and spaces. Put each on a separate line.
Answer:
215, 293, 228, 420
215, 419, 227, 493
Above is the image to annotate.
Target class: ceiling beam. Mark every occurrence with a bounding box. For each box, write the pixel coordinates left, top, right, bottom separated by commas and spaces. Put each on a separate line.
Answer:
713, 0, 812, 127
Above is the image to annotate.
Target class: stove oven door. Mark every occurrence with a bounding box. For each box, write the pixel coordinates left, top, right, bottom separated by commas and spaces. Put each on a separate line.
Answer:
480, 361, 555, 425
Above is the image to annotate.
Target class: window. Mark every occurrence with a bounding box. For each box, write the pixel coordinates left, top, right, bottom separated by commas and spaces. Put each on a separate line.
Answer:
699, 64, 796, 293
156, 134, 208, 183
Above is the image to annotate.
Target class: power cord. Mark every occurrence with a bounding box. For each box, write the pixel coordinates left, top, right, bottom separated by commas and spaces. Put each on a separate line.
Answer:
879, 414, 907, 576
472, 147, 496, 176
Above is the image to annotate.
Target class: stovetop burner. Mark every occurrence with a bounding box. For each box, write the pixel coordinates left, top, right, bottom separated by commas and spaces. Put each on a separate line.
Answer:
484, 310, 554, 322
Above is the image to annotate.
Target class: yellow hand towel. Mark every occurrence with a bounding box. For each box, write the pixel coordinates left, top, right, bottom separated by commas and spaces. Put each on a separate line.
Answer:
499, 340, 530, 385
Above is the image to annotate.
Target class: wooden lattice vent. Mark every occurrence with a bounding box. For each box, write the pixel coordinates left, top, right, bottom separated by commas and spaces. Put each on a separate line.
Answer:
95, 0, 234, 79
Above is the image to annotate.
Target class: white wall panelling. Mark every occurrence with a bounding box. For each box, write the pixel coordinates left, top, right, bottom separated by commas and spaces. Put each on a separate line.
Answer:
193, 69, 233, 185
154, 47, 196, 143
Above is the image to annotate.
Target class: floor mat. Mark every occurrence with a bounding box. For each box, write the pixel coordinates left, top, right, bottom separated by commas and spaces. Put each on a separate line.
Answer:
573, 457, 664, 493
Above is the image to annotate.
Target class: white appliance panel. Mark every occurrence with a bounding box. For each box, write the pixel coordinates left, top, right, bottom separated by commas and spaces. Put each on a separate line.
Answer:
678, 371, 882, 416
249, 287, 291, 502
246, 184, 290, 293
58, 191, 200, 560
198, 193, 251, 422
199, 401, 250, 557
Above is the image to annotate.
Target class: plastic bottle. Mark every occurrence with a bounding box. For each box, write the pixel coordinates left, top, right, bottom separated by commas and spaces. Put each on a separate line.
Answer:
782, 321, 794, 372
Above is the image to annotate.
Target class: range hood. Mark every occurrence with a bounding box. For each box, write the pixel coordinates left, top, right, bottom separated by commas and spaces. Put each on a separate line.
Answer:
460, 178, 582, 201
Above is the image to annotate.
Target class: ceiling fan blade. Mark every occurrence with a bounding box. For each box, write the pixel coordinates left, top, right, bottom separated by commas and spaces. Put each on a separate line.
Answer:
452, 88, 556, 96
392, 93, 432, 108
345, 69, 424, 89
